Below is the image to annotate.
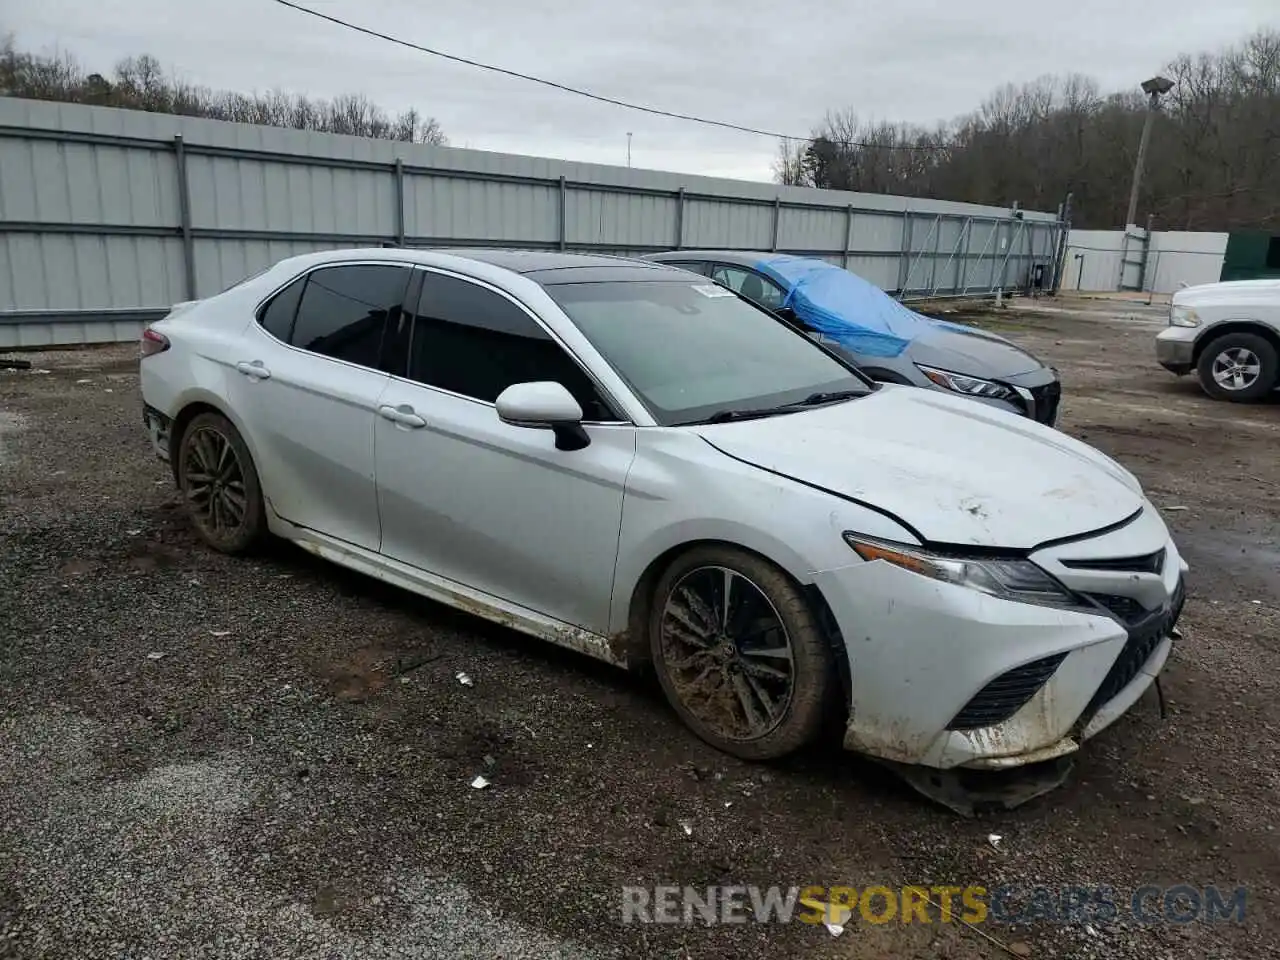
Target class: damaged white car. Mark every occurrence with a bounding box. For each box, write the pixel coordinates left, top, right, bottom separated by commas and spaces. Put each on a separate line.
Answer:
139, 249, 1187, 805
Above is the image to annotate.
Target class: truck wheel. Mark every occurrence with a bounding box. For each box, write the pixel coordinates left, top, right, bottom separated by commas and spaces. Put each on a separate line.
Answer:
1197, 332, 1278, 402
649, 546, 834, 760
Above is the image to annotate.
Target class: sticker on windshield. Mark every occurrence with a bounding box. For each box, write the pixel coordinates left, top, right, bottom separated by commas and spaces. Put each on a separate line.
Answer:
691, 283, 736, 298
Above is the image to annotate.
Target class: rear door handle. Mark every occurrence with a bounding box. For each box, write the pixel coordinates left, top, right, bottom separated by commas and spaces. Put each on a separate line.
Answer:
236, 360, 271, 380
378, 404, 426, 428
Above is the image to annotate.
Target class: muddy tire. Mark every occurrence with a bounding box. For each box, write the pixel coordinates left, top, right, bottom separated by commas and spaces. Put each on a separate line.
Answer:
176, 411, 267, 554
1197, 331, 1278, 402
649, 545, 834, 761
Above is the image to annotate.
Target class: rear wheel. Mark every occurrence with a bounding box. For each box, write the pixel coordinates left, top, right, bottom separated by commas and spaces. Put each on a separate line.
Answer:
176, 411, 267, 554
649, 546, 834, 760
1197, 332, 1278, 402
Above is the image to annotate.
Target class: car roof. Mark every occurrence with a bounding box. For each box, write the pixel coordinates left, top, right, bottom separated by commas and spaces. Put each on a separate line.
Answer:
259, 246, 699, 289
429, 248, 691, 284
644, 250, 806, 268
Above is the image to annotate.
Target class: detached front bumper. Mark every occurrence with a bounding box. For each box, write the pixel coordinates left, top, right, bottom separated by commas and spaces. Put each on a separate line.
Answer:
143, 404, 172, 461
1156, 326, 1197, 375
815, 505, 1187, 771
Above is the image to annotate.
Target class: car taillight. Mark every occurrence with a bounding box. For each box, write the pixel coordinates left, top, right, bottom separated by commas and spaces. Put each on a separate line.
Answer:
140, 328, 170, 358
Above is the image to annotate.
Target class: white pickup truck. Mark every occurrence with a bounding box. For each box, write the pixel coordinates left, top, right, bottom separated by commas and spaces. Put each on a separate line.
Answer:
1156, 279, 1280, 402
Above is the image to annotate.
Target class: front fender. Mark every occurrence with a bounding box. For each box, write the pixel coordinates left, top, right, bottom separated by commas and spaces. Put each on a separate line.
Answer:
606, 437, 920, 637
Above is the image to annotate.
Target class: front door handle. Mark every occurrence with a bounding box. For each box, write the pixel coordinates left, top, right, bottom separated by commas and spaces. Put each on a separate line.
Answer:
378, 404, 426, 428
236, 360, 271, 380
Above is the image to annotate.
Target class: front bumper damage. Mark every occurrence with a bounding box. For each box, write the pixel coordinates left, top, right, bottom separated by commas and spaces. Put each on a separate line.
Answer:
815, 505, 1187, 813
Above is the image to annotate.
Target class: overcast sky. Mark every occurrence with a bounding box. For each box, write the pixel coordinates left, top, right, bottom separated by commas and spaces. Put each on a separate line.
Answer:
6, 0, 1279, 181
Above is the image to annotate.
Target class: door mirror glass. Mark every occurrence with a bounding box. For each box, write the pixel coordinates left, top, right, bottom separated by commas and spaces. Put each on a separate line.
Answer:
495, 381, 590, 450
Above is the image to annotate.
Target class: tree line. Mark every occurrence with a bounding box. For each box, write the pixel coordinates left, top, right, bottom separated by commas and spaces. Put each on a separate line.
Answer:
775, 29, 1280, 231
0, 37, 447, 145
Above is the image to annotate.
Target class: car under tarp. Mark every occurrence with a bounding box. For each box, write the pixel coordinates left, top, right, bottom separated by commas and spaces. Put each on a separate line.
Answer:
754, 255, 971, 358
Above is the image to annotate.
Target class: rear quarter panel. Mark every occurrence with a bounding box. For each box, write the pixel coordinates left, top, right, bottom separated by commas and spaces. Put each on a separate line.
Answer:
140, 290, 260, 459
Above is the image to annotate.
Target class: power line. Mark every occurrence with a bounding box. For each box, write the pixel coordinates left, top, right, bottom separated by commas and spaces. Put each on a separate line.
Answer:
269, 0, 939, 152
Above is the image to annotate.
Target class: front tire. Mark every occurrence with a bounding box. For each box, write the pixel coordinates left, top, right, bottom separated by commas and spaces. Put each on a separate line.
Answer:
649, 546, 834, 760
1197, 332, 1278, 402
176, 411, 267, 554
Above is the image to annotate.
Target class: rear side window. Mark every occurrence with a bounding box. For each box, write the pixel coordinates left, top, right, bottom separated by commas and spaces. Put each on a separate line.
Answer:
710, 264, 786, 311
290, 264, 410, 368
258, 276, 305, 342
409, 272, 617, 420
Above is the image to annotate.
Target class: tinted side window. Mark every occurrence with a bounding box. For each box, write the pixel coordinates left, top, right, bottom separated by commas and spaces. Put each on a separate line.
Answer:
291, 264, 410, 367
410, 272, 617, 420
710, 265, 786, 311
258, 275, 305, 342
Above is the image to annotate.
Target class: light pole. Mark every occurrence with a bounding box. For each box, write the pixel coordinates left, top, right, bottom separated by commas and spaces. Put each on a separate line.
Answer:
1125, 75, 1175, 227
626, 132, 632, 168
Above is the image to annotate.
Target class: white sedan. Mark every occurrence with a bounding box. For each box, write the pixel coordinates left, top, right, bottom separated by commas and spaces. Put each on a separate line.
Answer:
140, 248, 1188, 780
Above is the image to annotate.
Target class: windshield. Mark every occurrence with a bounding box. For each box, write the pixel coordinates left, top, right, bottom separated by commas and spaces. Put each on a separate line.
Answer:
545, 280, 871, 426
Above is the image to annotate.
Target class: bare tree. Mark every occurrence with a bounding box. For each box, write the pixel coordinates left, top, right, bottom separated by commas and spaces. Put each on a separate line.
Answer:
773, 138, 809, 186
775, 28, 1280, 231
0, 37, 447, 146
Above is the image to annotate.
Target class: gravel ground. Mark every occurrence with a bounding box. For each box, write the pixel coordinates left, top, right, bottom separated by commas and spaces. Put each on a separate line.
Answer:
1, 296, 1277, 959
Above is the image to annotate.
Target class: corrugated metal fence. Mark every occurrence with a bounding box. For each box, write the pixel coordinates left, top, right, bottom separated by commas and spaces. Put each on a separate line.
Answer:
0, 98, 1067, 349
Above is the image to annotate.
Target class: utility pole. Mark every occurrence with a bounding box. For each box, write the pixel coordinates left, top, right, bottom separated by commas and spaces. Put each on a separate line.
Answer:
626, 132, 632, 168
1125, 76, 1174, 227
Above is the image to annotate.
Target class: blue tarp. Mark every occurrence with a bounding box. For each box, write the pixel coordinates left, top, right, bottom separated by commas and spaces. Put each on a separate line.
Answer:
754, 256, 965, 358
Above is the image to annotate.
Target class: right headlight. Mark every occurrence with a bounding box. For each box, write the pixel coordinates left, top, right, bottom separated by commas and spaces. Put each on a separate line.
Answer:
843, 534, 1078, 608
1169, 305, 1200, 327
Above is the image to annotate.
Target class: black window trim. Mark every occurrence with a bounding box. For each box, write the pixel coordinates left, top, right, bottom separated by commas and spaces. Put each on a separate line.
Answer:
251, 259, 418, 376
1266, 235, 1280, 270
395, 265, 634, 426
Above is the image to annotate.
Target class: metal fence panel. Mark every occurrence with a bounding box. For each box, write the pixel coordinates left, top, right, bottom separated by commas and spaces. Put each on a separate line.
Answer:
0, 97, 1065, 348
681, 198, 775, 250
405, 175, 559, 245
566, 190, 678, 249
0, 232, 185, 311
776, 206, 847, 254
192, 237, 356, 295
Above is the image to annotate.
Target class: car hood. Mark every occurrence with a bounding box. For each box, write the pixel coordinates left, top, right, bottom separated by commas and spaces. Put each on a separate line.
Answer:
905, 322, 1046, 378
1173, 278, 1280, 308
695, 385, 1143, 549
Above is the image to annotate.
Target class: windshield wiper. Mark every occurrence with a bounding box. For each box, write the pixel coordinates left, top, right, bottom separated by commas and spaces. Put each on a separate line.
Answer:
683, 390, 865, 426
787, 389, 865, 407
693, 407, 792, 424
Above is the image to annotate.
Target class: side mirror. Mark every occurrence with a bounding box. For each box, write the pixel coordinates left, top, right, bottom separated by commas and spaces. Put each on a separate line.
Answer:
495, 381, 590, 451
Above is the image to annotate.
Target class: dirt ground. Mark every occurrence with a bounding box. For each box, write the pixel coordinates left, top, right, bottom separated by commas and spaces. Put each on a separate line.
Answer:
1, 294, 1277, 959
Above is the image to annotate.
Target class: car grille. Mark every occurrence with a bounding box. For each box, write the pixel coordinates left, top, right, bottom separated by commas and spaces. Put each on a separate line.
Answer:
1029, 380, 1062, 425
1084, 593, 1150, 625
1063, 549, 1166, 575
946, 652, 1069, 731
1078, 577, 1186, 727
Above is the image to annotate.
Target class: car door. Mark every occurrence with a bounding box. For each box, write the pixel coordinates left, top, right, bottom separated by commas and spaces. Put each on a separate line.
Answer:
230, 261, 412, 551
708, 263, 788, 312
373, 268, 636, 634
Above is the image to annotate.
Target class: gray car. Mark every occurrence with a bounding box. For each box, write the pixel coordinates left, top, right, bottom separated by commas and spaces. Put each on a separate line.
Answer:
645, 250, 1062, 426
